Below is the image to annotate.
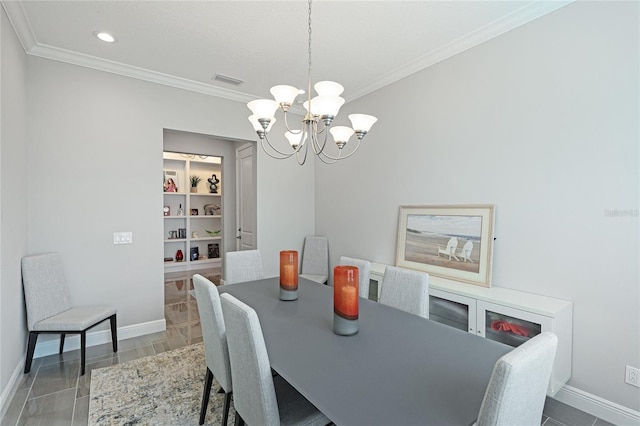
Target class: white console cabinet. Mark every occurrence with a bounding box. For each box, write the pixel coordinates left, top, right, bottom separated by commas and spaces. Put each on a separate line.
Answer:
370, 263, 572, 396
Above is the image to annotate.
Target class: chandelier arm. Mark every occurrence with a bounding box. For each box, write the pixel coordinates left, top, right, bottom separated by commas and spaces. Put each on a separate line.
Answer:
283, 111, 304, 134
260, 135, 296, 159
316, 150, 338, 164
262, 131, 307, 157
296, 141, 309, 165
310, 122, 329, 155
316, 138, 363, 161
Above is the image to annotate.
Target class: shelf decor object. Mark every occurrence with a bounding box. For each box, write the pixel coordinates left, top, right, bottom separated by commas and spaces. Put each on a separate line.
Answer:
189, 175, 202, 193
279, 250, 299, 301
246, 0, 377, 165
333, 265, 359, 336
396, 205, 495, 287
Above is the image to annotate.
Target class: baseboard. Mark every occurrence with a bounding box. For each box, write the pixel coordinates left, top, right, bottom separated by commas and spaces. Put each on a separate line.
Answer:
0, 319, 166, 417
0, 357, 25, 419
554, 385, 640, 426
33, 319, 166, 358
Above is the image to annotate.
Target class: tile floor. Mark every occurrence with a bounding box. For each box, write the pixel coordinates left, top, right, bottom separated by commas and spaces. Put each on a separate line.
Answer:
0, 268, 616, 426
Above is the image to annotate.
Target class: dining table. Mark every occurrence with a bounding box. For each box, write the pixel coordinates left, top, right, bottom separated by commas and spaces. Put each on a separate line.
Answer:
218, 276, 512, 426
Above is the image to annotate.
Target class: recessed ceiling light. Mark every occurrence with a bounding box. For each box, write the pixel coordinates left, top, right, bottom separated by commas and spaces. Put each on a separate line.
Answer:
93, 31, 116, 43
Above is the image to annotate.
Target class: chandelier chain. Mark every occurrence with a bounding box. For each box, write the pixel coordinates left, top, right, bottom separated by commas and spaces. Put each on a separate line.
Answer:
308, 0, 312, 73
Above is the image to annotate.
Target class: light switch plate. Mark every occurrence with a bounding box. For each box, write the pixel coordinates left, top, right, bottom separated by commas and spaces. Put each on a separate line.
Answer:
113, 232, 133, 244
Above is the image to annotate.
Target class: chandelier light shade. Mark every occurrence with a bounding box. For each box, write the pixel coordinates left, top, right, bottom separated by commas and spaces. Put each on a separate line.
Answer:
246, 0, 377, 165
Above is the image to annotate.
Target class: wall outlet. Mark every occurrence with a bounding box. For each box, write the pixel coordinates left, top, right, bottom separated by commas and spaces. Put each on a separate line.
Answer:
625, 365, 640, 387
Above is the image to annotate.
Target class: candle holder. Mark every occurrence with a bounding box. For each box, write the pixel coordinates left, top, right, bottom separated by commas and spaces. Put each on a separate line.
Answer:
333, 265, 359, 335
279, 250, 298, 301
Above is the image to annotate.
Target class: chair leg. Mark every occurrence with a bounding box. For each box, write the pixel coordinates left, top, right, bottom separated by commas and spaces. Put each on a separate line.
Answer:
24, 332, 38, 374
59, 334, 66, 354
80, 331, 87, 376
221, 391, 232, 426
199, 368, 214, 425
109, 314, 118, 353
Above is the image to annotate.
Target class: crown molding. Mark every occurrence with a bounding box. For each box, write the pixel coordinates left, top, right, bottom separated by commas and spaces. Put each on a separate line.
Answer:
1, 0, 37, 52
28, 43, 254, 103
346, 0, 574, 102
3, 0, 572, 105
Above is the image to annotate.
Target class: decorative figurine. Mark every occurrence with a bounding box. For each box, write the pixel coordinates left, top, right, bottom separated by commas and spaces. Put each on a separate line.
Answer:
208, 174, 220, 193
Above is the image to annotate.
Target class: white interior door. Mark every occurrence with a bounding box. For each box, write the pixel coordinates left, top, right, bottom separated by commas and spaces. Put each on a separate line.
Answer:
236, 143, 257, 250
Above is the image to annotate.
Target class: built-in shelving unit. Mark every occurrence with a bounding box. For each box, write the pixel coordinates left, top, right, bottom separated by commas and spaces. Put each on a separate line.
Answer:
163, 152, 223, 271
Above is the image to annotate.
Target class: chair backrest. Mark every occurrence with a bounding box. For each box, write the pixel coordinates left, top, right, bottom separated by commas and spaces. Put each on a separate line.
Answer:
379, 266, 429, 318
339, 256, 371, 299
220, 293, 280, 426
21, 253, 72, 330
300, 236, 328, 276
193, 274, 232, 392
224, 250, 264, 284
476, 332, 558, 426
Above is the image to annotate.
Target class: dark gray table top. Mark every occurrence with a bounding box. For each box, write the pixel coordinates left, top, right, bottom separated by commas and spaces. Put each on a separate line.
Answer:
220, 277, 511, 426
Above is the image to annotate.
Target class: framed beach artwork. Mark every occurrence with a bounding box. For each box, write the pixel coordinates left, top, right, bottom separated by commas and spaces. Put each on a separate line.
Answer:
396, 205, 495, 287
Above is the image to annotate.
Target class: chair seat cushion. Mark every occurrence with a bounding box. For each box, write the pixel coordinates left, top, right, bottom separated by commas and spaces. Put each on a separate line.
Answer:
274, 375, 329, 426
33, 306, 116, 331
299, 274, 328, 284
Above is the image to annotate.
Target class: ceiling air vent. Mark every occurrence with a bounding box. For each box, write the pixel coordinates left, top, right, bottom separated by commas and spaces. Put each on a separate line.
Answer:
213, 74, 244, 86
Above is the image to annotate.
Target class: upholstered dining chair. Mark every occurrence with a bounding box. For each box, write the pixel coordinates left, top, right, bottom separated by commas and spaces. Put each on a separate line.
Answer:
224, 249, 264, 284
339, 256, 371, 299
193, 274, 233, 426
475, 332, 558, 426
220, 293, 330, 426
21, 253, 117, 376
379, 266, 429, 318
300, 236, 329, 284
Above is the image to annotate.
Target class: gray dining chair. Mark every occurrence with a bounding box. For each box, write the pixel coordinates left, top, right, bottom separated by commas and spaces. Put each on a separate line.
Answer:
476, 332, 558, 426
21, 253, 117, 376
193, 274, 232, 426
224, 249, 264, 284
220, 293, 330, 426
300, 236, 329, 284
379, 266, 429, 318
339, 256, 371, 299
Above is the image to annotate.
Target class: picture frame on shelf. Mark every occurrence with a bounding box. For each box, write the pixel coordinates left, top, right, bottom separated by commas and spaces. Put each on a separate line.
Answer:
163, 170, 179, 192
190, 247, 200, 261
208, 243, 220, 259
395, 205, 495, 287
163, 206, 170, 216
191, 208, 199, 216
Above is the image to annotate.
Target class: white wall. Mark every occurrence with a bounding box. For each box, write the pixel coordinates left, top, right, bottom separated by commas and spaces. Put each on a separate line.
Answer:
0, 5, 28, 405
316, 0, 639, 413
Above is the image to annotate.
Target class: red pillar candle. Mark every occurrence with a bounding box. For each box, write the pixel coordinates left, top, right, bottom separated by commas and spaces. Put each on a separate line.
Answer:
334, 265, 359, 320
279, 250, 298, 291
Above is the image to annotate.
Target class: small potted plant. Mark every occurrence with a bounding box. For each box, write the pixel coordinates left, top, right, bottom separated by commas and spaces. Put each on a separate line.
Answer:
189, 175, 202, 193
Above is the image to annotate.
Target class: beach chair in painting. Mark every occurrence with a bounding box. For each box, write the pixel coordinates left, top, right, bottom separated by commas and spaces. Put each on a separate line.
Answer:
438, 237, 460, 261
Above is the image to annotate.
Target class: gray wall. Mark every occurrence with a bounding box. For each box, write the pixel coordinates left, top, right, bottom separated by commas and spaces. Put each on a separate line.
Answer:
0, 38, 314, 397
316, 1, 639, 411
0, 6, 28, 404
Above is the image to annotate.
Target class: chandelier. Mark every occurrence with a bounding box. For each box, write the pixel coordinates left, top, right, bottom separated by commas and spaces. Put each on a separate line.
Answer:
247, 0, 377, 165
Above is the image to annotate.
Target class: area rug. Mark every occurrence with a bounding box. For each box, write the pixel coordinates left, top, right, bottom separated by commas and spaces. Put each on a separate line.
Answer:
89, 343, 234, 425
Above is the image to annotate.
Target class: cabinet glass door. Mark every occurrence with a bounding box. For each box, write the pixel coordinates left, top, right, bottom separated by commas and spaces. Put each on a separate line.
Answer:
477, 301, 548, 348
429, 289, 476, 333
